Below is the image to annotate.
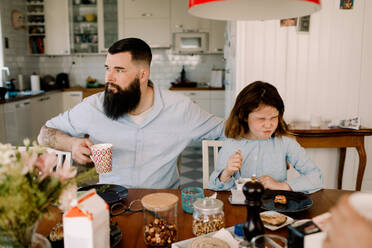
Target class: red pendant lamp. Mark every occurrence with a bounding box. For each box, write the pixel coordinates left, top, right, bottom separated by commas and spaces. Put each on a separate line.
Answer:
188, 0, 321, 21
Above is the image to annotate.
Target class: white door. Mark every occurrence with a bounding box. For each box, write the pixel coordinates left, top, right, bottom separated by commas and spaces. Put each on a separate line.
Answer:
44, 0, 70, 55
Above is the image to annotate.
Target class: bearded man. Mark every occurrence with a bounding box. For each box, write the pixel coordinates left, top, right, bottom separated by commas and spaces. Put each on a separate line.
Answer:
38, 38, 224, 189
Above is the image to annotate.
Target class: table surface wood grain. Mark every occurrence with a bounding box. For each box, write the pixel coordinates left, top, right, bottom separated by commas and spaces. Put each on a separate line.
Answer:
37, 188, 353, 248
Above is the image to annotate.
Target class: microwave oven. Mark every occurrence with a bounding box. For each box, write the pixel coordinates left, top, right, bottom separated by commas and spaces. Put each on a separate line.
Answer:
173, 32, 208, 54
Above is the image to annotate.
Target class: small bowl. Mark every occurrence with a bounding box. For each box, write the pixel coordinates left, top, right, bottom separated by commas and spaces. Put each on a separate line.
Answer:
0, 87, 7, 100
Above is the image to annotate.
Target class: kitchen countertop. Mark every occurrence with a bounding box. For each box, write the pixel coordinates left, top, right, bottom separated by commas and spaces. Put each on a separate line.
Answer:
169, 86, 225, 90
0, 90, 62, 104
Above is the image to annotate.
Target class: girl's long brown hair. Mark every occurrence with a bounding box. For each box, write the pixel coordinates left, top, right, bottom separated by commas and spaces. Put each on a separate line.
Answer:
225, 81, 288, 139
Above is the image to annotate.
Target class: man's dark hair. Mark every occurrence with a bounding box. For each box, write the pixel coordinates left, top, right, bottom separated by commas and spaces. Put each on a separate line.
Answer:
108, 38, 152, 66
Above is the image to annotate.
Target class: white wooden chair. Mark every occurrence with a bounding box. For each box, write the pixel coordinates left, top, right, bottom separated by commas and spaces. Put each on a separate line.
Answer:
17, 146, 72, 168
202, 140, 224, 188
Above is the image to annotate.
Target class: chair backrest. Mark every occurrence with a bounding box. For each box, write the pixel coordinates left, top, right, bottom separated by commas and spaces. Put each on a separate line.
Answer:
17, 146, 72, 168
202, 140, 224, 188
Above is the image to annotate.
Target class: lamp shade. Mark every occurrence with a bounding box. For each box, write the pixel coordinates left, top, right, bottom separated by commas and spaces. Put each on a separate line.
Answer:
188, 0, 321, 21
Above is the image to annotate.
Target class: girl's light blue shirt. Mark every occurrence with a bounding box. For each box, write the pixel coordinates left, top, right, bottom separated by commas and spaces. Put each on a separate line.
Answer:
208, 136, 323, 194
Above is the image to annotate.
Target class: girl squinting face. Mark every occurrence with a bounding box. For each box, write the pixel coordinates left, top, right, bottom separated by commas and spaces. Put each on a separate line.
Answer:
246, 104, 279, 140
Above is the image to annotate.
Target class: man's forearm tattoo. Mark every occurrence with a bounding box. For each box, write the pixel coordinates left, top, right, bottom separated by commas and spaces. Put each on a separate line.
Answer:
41, 126, 57, 148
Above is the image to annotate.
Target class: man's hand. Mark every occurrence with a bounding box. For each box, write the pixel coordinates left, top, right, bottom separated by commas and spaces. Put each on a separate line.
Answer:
258, 175, 291, 190
323, 195, 372, 248
219, 150, 242, 182
71, 138, 93, 165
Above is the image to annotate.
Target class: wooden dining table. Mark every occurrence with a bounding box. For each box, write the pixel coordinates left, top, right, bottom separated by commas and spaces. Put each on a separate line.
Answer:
37, 188, 353, 248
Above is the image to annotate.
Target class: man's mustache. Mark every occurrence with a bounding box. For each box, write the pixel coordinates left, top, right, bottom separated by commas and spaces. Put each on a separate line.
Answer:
105, 82, 121, 91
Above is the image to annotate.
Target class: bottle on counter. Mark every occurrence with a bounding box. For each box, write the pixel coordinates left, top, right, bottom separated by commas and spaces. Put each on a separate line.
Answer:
180, 65, 186, 82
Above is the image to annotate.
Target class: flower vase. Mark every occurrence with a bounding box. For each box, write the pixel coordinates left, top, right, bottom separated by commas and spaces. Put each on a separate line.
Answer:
0, 221, 51, 248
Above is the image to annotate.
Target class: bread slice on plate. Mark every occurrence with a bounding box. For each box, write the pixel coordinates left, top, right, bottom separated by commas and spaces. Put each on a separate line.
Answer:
260, 211, 294, 231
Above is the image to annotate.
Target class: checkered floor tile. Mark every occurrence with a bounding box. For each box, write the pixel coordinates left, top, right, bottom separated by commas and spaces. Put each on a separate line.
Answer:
180, 146, 203, 188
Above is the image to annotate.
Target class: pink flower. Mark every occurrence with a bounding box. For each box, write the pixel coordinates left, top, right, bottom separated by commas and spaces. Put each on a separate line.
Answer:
35, 152, 58, 180
20, 151, 38, 174
58, 183, 78, 212
53, 160, 77, 183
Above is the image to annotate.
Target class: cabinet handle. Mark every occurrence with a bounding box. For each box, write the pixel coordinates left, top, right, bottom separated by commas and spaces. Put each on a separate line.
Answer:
189, 93, 196, 96
70, 93, 81, 96
141, 13, 153, 17
23, 102, 30, 106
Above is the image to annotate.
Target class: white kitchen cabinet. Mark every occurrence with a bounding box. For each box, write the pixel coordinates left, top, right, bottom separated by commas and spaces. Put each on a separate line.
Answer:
209, 20, 226, 54
210, 91, 225, 118
31, 92, 63, 142
120, 0, 171, 48
174, 90, 225, 118
44, 0, 70, 55
0, 105, 6, 143
63, 91, 83, 112
97, 0, 119, 53
170, 0, 209, 33
4, 100, 33, 146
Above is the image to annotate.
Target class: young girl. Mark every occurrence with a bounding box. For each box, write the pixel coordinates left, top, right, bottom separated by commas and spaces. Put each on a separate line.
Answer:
208, 81, 322, 193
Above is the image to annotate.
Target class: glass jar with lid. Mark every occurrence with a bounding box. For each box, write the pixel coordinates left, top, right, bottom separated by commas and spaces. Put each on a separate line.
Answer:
192, 198, 225, 236
141, 193, 178, 247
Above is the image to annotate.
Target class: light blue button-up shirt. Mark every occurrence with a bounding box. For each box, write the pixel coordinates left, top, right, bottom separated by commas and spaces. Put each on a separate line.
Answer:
46, 82, 224, 188
208, 136, 323, 194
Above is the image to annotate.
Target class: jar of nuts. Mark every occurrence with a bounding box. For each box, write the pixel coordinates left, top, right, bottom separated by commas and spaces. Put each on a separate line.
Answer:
192, 198, 225, 236
141, 192, 178, 247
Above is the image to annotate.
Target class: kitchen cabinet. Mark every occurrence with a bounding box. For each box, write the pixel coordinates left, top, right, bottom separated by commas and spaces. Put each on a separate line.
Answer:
170, 0, 226, 54
172, 89, 225, 118
171, 0, 209, 33
209, 20, 226, 54
44, 0, 70, 55
71, 0, 99, 53
0, 105, 6, 143
26, 1, 45, 54
31, 92, 63, 142
97, 0, 119, 53
120, 0, 171, 48
4, 100, 33, 146
62, 91, 83, 112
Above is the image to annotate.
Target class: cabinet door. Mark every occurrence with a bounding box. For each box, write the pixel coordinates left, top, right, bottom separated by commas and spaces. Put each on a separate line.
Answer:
0, 105, 6, 143
175, 90, 211, 113
97, 0, 118, 53
170, 0, 209, 33
4, 100, 32, 146
124, 0, 170, 18
209, 20, 226, 54
63, 91, 83, 112
123, 18, 170, 48
210, 91, 225, 118
44, 0, 70, 55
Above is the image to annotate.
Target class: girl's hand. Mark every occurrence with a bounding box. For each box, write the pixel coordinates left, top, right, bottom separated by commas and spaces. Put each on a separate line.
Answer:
219, 150, 242, 182
258, 175, 291, 190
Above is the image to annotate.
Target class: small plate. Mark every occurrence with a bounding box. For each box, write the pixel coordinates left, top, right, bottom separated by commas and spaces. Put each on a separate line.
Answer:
78, 184, 128, 206
260, 211, 294, 231
261, 190, 313, 213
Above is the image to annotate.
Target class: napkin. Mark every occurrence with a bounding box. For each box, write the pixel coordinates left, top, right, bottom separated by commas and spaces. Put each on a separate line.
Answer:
230, 189, 246, 204
212, 228, 240, 248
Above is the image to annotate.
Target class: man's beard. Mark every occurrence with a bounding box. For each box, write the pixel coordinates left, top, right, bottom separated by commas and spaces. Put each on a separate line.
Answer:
103, 77, 141, 120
